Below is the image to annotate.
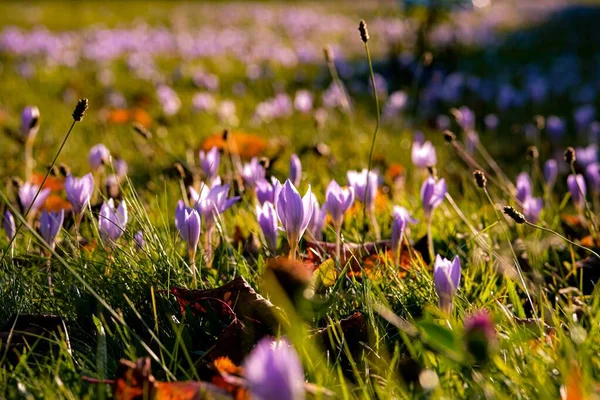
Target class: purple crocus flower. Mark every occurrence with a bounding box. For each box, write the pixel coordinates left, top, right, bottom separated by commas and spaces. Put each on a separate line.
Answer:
586, 162, 600, 194
307, 193, 326, 240
456, 106, 475, 132
568, 174, 587, 209
433, 255, 461, 314
113, 158, 128, 178
575, 144, 598, 168
21, 106, 40, 141
18, 182, 50, 212
275, 180, 313, 255
65, 173, 94, 216
347, 169, 378, 212
240, 157, 266, 189
175, 200, 201, 253
391, 206, 417, 260
484, 114, 499, 131
522, 196, 543, 223
199, 146, 220, 181
89, 144, 110, 171
256, 178, 276, 205
98, 199, 128, 242
516, 172, 532, 203
134, 230, 145, 251
289, 154, 302, 188
192, 92, 216, 113
243, 338, 305, 400
156, 85, 181, 116
40, 209, 64, 249
3, 210, 16, 240
546, 116, 566, 141
411, 138, 437, 168
189, 181, 240, 230
420, 177, 447, 218
465, 131, 479, 155
325, 179, 354, 227
257, 202, 278, 252
544, 159, 558, 188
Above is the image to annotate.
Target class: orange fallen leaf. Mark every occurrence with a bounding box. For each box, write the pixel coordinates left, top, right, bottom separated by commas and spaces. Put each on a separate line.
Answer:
106, 108, 152, 128
202, 132, 268, 159
31, 173, 64, 192
41, 195, 71, 213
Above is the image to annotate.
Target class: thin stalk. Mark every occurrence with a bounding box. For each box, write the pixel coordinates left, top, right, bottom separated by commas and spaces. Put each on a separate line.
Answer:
1, 120, 77, 264
524, 221, 600, 260
46, 256, 54, 296
426, 214, 434, 263
368, 208, 381, 241
334, 221, 342, 263
204, 225, 214, 268
189, 247, 197, 289
24, 139, 33, 183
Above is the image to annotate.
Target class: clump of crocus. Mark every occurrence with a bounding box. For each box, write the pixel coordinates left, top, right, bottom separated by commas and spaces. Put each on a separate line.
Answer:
18, 182, 50, 221
257, 202, 278, 253
433, 255, 461, 314
289, 154, 302, 187
543, 159, 558, 189
256, 178, 281, 206
175, 200, 201, 286
325, 179, 355, 261
421, 176, 447, 259
567, 174, 587, 211
3, 210, 15, 242
347, 169, 379, 239
464, 309, 498, 366
239, 157, 266, 189
522, 196, 543, 224
65, 173, 94, 231
21, 106, 40, 182
516, 172, 532, 203
89, 144, 111, 172
243, 338, 305, 400
411, 132, 437, 168
199, 146, 220, 182
275, 179, 313, 259
391, 206, 417, 265
98, 199, 128, 244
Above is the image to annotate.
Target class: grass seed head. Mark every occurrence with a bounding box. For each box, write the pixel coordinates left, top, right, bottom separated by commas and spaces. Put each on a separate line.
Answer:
473, 170, 487, 188
564, 147, 576, 164
72, 98, 89, 122
358, 20, 369, 43
503, 206, 526, 224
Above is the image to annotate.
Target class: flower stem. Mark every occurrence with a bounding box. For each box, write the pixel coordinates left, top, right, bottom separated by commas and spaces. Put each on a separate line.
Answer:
189, 247, 197, 289
426, 214, 434, 263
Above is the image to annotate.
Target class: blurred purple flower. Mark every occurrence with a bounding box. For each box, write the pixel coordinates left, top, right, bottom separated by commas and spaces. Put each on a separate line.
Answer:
275, 179, 313, 251
544, 159, 558, 188
294, 90, 313, 113
89, 144, 110, 171
190, 181, 239, 230
156, 85, 181, 116
218, 100, 237, 124
434, 255, 461, 314
522, 196, 543, 223
243, 338, 305, 400
325, 179, 354, 227
575, 144, 597, 168
546, 116, 565, 140
65, 173, 94, 216
347, 169, 378, 212
289, 154, 302, 188
391, 206, 417, 259
257, 202, 278, 252
3, 210, 15, 241
411, 138, 437, 168
574, 104, 595, 133
464, 309, 497, 364
307, 193, 326, 240
465, 131, 479, 154
585, 162, 600, 194
192, 92, 216, 113
420, 177, 447, 218
21, 105, 40, 141
199, 146, 220, 181
175, 200, 201, 253
568, 174, 587, 209
113, 158, 128, 178
98, 199, 128, 242
516, 172, 532, 203
193, 71, 219, 91
484, 114, 499, 131
40, 209, 64, 249
18, 182, 50, 212
436, 114, 451, 131
383, 90, 408, 119
456, 106, 475, 131
134, 230, 145, 251
240, 157, 266, 189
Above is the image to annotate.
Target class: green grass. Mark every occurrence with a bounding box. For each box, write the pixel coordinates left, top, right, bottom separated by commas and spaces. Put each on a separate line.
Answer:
1, 1, 600, 399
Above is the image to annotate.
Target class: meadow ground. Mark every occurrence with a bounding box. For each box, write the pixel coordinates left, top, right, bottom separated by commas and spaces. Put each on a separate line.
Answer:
1, 1, 600, 399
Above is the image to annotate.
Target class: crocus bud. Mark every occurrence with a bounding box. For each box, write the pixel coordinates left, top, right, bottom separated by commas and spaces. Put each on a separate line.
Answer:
199, 146, 220, 181
257, 202, 279, 252
433, 255, 461, 314
98, 199, 128, 243
3, 210, 16, 240
585, 162, 600, 194
175, 200, 201, 254
391, 206, 417, 258
275, 180, 313, 249
289, 154, 302, 188
543, 159, 558, 188
18, 182, 50, 212
347, 169, 378, 212
522, 196, 543, 224
39, 209, 64, 249
325, 179, 355, 228
244, 338, 305, 400
21, 106, 40, 141
65, 173, 94, 216
89, 144, 110, 171
411, 138, 437, 168
567, 174, 587, 209
420, 177, 447, 218
134, 230, 145, 252
516, 172, 532, 203
464, 309, 497, 365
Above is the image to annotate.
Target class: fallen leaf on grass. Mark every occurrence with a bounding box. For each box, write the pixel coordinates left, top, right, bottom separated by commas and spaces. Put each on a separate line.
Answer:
202, 132, 268, 159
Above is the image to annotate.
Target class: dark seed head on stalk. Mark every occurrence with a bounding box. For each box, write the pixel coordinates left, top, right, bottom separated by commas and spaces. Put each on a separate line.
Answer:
358, 20, 369, 43
564, 147, 576, 164
527, 146, 539, 160
473, 170, 487, 189
503, 206, 526, 224
58, 163, 71, 177
222, 129, 229, 141
72, 98, 89, 122
323, 45, 334, 63
443, 130, 456, 143
427, 165, 437, 178
47, 165, 60, 177
133, 122, 152, 140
